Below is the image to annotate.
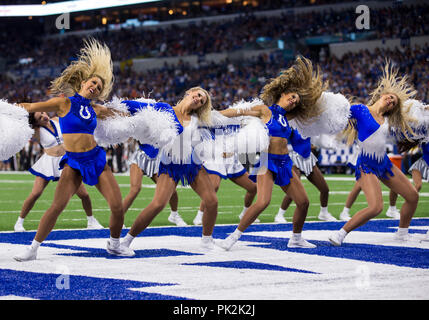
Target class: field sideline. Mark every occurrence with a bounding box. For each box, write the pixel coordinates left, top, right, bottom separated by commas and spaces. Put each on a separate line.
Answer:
0, 172, 428, 231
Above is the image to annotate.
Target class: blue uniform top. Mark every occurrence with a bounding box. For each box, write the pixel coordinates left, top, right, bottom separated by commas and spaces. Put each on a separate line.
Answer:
122, 100, 184, 158
59, 93, 97, 135
349, 104, 382, 142
289, 128, 311, 158
266, 104, 292, 139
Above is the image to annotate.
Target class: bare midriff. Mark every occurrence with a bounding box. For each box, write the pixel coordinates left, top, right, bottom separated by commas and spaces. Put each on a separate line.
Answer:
62, 133, 97, 153
44, 144, 66, 157
267, 136, 289, 155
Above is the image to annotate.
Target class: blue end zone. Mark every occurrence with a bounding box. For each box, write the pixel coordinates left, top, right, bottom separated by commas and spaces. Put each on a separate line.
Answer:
0, 269, 188, 300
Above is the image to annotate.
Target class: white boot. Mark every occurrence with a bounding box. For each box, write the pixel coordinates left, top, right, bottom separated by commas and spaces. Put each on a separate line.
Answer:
193, 210, 203, 226
14, 217, 26, 232
318, 207, 337, 221
168, 211, 188, 227
87, 216, 104, 229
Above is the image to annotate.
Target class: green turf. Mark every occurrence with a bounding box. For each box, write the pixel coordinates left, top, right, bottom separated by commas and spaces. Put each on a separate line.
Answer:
0, 173, 428, 232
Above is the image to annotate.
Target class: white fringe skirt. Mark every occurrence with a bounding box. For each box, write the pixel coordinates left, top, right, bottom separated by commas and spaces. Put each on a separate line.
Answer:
409, 158, 429, 182
289, 151, 318, 176
129, 149, 161, 177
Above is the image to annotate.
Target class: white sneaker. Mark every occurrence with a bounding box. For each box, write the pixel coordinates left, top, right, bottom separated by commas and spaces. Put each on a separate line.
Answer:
87, 216, 104, 229
287, 237, 316, 248
13, 247, 37, 262
274, 214, 287, 223
200, 236, 215, 251
339, 210, 351, 221
239, 212, 260, 223
193, 211, 203, 226
168, 213, 188, 227
318, 211, 337, 221
386, 208, 400, 219
14, 222, 25, 232
328, 231, 344, 246
393, 232, 411, 242
106, 241, 135, 257
218, 234, 239, 251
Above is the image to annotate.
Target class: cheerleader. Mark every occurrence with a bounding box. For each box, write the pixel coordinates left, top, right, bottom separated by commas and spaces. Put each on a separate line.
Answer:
274, 128, 336, 223
329, 62, 420, 246
120, 87, 220, 251
14, 111, 103, 232
14, 38, 134, 261
388, 140, 429, 238
123, 143, 186, 227
218, 56, 329, 250
193, 151, 257, 225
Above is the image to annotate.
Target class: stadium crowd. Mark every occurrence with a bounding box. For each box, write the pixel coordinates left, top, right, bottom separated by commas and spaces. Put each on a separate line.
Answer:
1, 3, 428, 70
1, 42, 428, 173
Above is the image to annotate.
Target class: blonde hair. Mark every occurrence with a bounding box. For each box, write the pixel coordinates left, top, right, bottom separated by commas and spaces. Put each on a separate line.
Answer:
181, 87, 213, 125
50, 38, 114, 101
342, 61, 416, 145
259, 56, 328, 122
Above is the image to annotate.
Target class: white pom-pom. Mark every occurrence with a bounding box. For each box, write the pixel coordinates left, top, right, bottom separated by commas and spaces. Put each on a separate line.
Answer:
0, 100, 34, 160
289, 92, 351, 138
130, 104, 179, 150
94, 115, 135, 147
405, 99, 429, 137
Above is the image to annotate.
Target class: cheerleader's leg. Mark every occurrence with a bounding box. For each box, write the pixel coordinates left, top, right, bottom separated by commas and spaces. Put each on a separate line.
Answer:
307, 166, 329, 208
152, 174, 180, 212
75, 183, 93, 217
230, 172, 257, 208
122, 163, 144, 214
190, 168, 218, 237
95, 164, 125, 239
128, 173, 177, 237
238, 170, 275, 231
198, 173, 221, 215
34, 165, 82, 242
19, 176, 50, 219
280, 169, 309, 234
342, 172, 384, 233
411, 169, 423, 192
279, 167, 301, 211
381, 165, 419, 229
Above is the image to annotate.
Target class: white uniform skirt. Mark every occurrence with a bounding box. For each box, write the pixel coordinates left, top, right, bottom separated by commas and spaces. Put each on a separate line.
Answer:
203, 156, 246, 179
129, 149, 161, 177
409, 158, 429, 182
289, 151, 318, 176
29, 153, 62, 181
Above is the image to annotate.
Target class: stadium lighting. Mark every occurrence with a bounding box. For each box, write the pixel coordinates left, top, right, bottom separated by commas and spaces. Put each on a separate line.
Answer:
0, 0, 159, 17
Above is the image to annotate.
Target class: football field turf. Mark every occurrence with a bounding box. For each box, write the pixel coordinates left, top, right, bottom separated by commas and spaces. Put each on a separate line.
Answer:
0, 172, 428, 231
1, 172, 429, 301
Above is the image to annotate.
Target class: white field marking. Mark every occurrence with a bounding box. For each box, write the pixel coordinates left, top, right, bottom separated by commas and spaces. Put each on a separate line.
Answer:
3, 228, 427, 300
244, 229, 429, 249
0, 295, 37, 300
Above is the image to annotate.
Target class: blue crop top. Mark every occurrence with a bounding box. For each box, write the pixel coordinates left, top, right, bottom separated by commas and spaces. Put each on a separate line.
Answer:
265, 104, 292, 139
289, 128, 311, 158
350, 104, 382, 142
59, 93, 97, 135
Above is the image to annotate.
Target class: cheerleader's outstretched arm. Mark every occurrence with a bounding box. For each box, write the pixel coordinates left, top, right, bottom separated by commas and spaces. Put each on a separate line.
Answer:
220, 104, 270, 120
20, 97, 70, 116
